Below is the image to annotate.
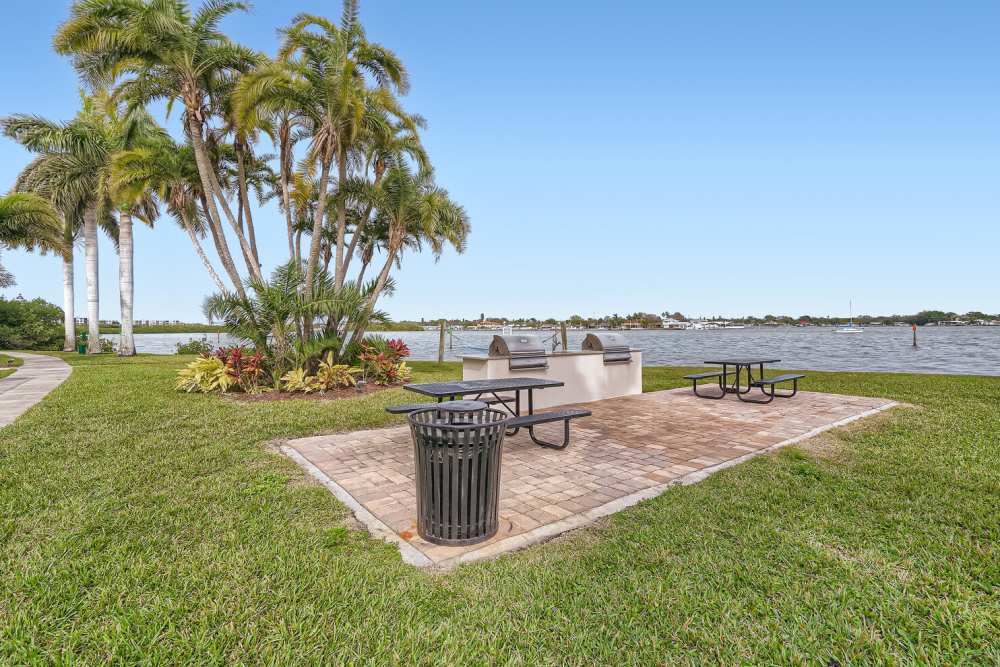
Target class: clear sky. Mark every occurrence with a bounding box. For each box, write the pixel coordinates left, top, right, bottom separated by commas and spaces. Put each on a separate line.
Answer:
2, 1, 998, 322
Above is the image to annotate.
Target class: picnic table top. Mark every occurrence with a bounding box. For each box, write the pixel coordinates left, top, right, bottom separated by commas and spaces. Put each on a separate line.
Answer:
403, 377, 564, 398
704, 358, 781, 366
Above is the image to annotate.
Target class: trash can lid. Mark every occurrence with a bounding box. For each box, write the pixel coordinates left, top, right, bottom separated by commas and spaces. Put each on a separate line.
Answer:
434, 400, 488, 412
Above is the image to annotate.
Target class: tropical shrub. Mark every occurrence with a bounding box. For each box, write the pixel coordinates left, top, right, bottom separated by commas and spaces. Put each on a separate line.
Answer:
0, 296, 62, 350
281, 353, 361, 393
175, 347, 266, 394
358, 337, 412, 385
203, 262, 390, 378
214, 347, 267, 393
176, 338, 214, 355
314, 352, 360, 390
280, 367, 321, 394
175, 356, 236, 393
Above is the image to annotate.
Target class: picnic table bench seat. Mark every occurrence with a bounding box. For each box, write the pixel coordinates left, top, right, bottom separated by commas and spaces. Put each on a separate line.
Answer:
741, 373, 806, 404
684, 370, 728, 399
507, 408, 592, 450
752, 373, 805, 387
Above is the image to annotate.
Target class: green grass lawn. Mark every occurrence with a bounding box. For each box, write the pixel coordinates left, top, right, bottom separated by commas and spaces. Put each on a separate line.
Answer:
1, 355, 998, 663
0, 354, 23, 379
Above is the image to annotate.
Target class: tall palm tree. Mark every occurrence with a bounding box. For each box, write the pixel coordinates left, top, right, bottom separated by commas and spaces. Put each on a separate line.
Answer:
233, 4, 408, 315
232, 55, 305, 261
2, 112, 116, 353
111, 140, 229, 294
54, 0, 264, 287
87, 93, 162, 356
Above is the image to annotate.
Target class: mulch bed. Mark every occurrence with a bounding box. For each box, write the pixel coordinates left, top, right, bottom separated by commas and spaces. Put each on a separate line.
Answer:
225, 382, 397, 403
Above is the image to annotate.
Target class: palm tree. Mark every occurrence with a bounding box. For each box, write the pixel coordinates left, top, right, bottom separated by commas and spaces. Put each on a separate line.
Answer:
0, 193, 66, 288
54, 0, 264, 287
342, 112, 427, 280
233, 4, 408, 316
344, 165, 468, 345
111, 140, 229, 294
2, 112, 116, 353
232, 55, 305, 262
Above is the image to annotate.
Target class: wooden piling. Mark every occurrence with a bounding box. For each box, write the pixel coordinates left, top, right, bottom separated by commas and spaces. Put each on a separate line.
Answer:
912, 323, 918, 347
560, 322, 568, 351
438, 320, 446, 363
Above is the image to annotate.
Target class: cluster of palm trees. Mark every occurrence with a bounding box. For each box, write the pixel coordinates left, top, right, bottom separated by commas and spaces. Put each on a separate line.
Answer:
0, 0, 470, 360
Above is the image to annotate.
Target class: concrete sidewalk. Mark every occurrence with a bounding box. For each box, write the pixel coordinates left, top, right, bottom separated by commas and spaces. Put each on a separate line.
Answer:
0, 352, 72, 428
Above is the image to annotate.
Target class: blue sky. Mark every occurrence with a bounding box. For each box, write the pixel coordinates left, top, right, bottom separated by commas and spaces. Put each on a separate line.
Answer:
2, 1, 998, 322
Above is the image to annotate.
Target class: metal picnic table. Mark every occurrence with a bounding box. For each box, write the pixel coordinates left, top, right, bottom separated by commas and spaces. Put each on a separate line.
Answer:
400, 377, 593, 448
703, 358, 781, 397
402, 377, 563, 421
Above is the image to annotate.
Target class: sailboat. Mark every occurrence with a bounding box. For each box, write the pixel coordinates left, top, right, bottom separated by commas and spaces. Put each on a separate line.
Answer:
833, 300, 864, 334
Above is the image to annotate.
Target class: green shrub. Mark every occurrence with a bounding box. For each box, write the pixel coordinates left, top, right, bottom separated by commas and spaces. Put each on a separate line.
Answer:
0, 296, 63, 350
175, 356, 237, 393
280, 367, 321, 393
314, 352, 360, 390
358, 337, 412, 385
175, 338, 214, 355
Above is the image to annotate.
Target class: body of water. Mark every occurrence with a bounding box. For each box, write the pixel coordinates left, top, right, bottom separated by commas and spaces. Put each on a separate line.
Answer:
107, 326, 1000, 376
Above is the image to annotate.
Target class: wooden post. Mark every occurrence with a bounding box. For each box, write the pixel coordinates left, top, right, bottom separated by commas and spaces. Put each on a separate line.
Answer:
438, 320, 446, 363
560, 321, 568, 351
912, 323, 917, 347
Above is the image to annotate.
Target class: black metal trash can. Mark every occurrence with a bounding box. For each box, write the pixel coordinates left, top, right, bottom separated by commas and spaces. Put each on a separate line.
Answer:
408, 403, 508, 546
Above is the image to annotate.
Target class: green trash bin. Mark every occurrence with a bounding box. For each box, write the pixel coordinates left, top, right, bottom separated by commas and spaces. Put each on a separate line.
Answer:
77, 332, 88, 355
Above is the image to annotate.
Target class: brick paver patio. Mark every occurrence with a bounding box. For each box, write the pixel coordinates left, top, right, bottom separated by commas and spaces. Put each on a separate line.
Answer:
283, 387, 895, 568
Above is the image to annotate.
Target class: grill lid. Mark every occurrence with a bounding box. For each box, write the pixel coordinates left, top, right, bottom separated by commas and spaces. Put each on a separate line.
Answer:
490, 334, 548, 371
490, 334, 545, 357
582, 333, 629, 352
582, 333, 632, 364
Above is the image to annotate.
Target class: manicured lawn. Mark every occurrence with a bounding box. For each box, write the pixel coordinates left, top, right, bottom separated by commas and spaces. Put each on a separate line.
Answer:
1, 354, 998, 663
0, 354, 23, 379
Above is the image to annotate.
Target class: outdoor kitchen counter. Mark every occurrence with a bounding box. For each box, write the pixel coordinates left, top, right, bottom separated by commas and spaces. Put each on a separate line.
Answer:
462, 349, 643, 409
460, 349, 641, 360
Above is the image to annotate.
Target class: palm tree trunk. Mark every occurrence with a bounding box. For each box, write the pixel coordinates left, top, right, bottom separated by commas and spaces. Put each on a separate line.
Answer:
197, 190, 245, 298
334, 152, 349, 290
279, 122, 295, 260
62, 250, 75, 352
303, 151, 334, 338
354, 254, 370, 287
201, 142, 261, 283
349, 241, 400, 349
236, 147, 260, 267
117, 210, 136, 356
186, 114, 250, 297
180, 214, 227, 293
84, 207, 101, 354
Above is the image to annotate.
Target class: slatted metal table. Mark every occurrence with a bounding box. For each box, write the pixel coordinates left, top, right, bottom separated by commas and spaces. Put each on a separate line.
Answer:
703, 358, 781, 396
403, 377, 563, 420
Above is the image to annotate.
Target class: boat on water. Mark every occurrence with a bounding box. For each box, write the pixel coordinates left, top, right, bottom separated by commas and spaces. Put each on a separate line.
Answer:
833, 301, 864, 334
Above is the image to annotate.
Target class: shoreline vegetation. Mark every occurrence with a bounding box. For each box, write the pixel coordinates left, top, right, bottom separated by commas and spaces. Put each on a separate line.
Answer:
0, 354, 996, 663
84, 320, 426, 334
441, 309, 1000, 330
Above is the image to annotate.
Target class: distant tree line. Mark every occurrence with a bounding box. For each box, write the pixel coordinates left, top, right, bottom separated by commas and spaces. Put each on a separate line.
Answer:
422, 309, 1000, 328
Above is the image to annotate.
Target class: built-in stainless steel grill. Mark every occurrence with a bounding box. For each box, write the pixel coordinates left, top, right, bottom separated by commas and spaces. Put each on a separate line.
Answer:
582, 332, 632, 364
489, 334, 549, 371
